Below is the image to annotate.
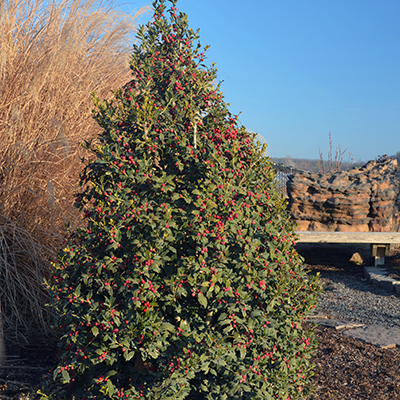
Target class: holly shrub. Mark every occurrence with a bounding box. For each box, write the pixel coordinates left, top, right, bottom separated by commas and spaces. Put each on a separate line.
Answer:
45, 0, 322, 399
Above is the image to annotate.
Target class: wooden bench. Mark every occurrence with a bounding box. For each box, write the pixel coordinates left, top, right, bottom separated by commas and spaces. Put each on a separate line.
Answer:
294, 231, 400, 267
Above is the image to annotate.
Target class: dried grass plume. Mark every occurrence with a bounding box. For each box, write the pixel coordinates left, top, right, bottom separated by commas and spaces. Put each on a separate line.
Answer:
0, 0, 149, 344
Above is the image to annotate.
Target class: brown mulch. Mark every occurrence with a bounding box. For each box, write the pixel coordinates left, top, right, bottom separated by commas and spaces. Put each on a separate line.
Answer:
310, 325, 400, 399
301, 242, 400, 400
1, 243, 400, 399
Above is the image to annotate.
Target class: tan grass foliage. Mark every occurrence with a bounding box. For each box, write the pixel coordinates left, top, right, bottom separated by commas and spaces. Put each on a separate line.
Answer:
0, 0, 149, 344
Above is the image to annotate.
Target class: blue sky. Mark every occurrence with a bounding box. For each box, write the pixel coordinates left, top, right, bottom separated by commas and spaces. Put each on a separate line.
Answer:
115, 0, 400, 162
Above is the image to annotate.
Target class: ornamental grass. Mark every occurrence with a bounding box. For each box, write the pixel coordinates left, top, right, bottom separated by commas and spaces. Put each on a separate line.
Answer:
0, 0, 148, 344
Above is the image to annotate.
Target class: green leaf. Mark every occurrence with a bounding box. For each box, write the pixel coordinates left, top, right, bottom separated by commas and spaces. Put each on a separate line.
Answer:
218, 312, 227, 322
239, 346, 246, 359
124, 351, 135, 361
223, 325, 233, 334
107, 379, 115, 395
201, 362, 210, 374
53, 367, 61, 381
91, 326, 99, 337
242, 384, 252, 392
198, 292, 207, 308
247, 319, 254, 330
61, 369, 70, 383
74, 284, 81, 297
105, 370, 117, 378
251, 310, 262, 318
161, 322, 175, 332
171, 193, 180, 201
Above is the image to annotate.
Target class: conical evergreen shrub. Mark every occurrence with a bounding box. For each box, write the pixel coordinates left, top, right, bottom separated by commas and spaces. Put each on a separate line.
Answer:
46, 1, 321, 398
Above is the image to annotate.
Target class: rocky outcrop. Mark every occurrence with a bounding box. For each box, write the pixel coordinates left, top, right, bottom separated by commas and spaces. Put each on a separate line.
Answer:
286, 158, 400, 232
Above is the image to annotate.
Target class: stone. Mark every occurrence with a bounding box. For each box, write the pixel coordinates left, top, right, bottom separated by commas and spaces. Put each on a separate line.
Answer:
343, 325, 400, 349
393, 281, 400, 295
349, 252, 363, 265
286, 158, 400, 232
363, 266, 400, 292
335, 224, 370, 232
310, 318, 365, 330
294, 220, 310, 231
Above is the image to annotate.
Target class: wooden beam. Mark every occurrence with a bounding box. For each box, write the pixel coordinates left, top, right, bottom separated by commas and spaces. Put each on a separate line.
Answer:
294, 231, 400, 244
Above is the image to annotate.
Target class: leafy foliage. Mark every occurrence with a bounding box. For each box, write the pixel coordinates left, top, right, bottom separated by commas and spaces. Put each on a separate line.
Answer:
45, 0, 321, 399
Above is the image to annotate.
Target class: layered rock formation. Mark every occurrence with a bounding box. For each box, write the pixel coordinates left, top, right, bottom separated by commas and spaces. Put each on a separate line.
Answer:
286, 158, 400, 232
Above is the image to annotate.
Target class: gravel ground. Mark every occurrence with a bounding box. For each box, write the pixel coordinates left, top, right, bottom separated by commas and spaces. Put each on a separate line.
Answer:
316, 271, 400, 328
298, 242, 400, 400
297, 242, 400, 328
